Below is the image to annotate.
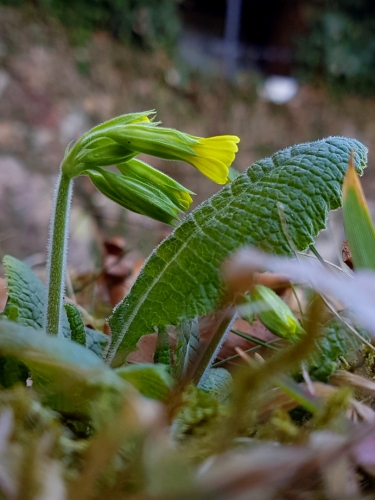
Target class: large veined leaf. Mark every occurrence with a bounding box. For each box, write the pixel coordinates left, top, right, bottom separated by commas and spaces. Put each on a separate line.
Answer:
106, 137, 367, 367
2, 255, 71, 338
2, 256, 108, 357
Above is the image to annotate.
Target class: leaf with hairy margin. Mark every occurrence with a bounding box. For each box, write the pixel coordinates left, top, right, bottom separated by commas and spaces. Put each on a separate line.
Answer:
2, 255, 71, 338
106, 137, 367, 367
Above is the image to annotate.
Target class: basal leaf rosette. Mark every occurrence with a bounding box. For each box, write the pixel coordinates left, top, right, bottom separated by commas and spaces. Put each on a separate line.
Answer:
60, 110, 239, 224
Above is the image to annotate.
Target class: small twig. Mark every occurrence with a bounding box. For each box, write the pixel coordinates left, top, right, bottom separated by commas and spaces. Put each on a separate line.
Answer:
291, 283, 304, 320
298, 252, 353, 277
212, 339, 281, 368
230, 329, 278, 350
309, 244, 329, 268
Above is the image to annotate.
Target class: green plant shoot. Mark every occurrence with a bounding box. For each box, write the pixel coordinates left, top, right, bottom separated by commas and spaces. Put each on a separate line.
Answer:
45, 110, 239, 337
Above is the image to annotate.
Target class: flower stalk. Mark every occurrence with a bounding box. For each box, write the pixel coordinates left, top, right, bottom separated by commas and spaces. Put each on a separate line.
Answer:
45, 171, 73, 336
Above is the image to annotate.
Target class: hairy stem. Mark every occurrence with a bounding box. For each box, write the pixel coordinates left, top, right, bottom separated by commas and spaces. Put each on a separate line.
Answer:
45, 171, 73, 336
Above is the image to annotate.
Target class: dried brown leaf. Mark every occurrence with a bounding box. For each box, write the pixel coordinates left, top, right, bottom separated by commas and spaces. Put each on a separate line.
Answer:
330, 370, 375, 395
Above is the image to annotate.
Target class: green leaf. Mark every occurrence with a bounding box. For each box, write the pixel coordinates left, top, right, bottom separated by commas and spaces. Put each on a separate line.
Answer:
153, 327, 171, 366
3, 256, 71, 338
0, 319, 125, 422
85, 327, 110, 358
199, 368, 232, 403
173, 318, 200, 381
106, 137, 367, 367
309, 317, 366, 382
64, 302, 110, 357
3, 255, 46, 329
115, 363, 173, 401
342, 152, 375, 270
64, 303, 86, 345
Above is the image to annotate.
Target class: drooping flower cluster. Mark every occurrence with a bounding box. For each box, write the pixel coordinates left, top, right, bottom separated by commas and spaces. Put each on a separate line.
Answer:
61, 111, 240, 224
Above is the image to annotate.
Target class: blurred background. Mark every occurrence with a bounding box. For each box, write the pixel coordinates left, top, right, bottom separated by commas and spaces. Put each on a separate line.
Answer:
1, 0, 375, 277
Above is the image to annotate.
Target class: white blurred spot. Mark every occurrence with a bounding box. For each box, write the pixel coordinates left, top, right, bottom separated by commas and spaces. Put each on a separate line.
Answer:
259, 76, 298, 104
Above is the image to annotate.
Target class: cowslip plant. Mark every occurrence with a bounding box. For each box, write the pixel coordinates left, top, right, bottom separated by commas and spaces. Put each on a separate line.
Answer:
46, 110, 239, 338
1, 132, 369, 384
2, 117, 375, 497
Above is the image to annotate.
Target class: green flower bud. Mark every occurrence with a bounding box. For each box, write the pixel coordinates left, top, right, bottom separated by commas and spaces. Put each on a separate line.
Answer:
85, 162, 193, 225
249, 285, 304, 340
116, 158, 194, 211
61, 110, 239, 184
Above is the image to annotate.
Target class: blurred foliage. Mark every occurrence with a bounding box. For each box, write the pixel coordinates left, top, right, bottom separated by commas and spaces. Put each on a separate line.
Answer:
296, 0, 375, 96
0, 0, 181, 48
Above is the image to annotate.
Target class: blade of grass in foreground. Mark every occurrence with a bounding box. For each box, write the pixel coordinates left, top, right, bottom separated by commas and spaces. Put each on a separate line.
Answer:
342, 150, 375, 271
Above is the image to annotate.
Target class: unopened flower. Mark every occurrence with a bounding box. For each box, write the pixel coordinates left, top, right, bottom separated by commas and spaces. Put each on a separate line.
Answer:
116, 158, 193, 211
60, 110, 239, 223
249, 285, 304, 340
62, 111, 239, 185
104, 126, 239, 184
85, 159, 194, 225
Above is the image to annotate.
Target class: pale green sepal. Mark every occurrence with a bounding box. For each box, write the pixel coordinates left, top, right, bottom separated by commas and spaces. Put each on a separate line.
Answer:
249, 285, 304, 340
75, 137, 136, 167
115, 363, 173, 401
105, 124, 199, 161
86, 110, 157, 136
61, 111, 157, 178
86, 167, 192, 225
